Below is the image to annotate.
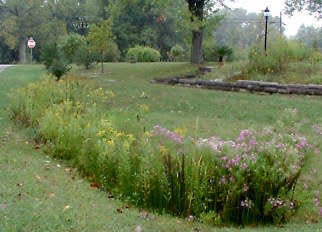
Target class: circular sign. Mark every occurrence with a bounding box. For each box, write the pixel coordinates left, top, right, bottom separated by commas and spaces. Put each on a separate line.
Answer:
27, 38, 36, 48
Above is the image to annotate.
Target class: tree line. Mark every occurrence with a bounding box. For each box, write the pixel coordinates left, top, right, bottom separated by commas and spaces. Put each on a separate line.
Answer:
0, 0, 320, 64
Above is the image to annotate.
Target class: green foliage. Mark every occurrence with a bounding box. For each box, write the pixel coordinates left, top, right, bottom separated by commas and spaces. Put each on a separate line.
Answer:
9, 74, 316, 226
59, 33, 87, 63
107, 0, 181, 58
74, 43, 95, 69
87, 20, 118, 72
40, 41, 71, 80
215, 45, 233, 62
285, 0, 322, 19
169, 44, 186, 61
126, 46, 161, 62
202, 39, 217, 62
203, 42, 233, 62
246, 38, 314, 74
3, 64, 322, 232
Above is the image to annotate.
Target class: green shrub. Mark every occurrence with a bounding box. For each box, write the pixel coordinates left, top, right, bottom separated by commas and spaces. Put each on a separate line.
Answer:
103, 41, 120, 62
74, 44, 95, 69
41, 41, 70, 80
59, 33, 87, 63
126, 46, 161, 62
169, 45, 185, 61
202, 40, 217, 62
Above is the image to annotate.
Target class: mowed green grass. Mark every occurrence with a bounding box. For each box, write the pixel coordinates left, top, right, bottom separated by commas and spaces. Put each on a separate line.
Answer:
86, 63, 322, 138
1, 64, 322, 231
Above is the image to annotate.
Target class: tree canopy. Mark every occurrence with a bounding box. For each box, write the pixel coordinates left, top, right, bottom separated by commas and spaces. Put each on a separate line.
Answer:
0, 0, 320, 64
285, 0, 322, 19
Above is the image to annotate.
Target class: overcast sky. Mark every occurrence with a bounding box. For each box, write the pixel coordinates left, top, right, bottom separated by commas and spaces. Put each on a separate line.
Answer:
226, 0, 321, 37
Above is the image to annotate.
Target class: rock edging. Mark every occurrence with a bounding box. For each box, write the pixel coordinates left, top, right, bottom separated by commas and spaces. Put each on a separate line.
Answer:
152, 78, 322, 96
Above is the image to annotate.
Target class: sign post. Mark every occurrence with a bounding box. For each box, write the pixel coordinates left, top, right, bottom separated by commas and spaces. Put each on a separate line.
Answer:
27, 37, 36, 64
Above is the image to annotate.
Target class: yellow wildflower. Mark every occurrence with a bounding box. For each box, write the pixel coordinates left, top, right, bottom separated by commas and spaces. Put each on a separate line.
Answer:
174, 127, 187, 137
139, 104, 149, 112
159, 145, 168, 154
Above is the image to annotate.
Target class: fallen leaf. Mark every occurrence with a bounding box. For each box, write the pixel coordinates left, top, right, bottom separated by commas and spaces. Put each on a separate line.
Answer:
34, 144, 41, 149
138, 211, 155, 221
187, 215, 194, 222
48, 193, 56, 199
90, 182, 100, 189
0, 204, 8, 210
116, 208, 123, 214
16, 183, 23, 187
17, 193, 23, 200
63, 205, 71, 211
134, 225, 142, 232
124, 204, 131, 209
35, 175, 41, 182
64, 168, 72, 174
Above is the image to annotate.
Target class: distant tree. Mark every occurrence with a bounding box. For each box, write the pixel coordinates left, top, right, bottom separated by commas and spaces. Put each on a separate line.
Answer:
285, 0, 322, 19
107, 0, 180, 59
295, 25, 322, 50
59, 33, 87, 63
214, 8, 282, 60
87, 20, 116, 73
0, 0, 48, 63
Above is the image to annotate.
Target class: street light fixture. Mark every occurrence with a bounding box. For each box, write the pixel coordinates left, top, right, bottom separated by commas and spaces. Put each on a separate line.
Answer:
263, 7, 270, 53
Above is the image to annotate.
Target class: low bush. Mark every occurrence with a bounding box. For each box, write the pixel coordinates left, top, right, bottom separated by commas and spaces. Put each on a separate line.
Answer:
8, 77, 315, 226
126, 46, 161, 62
246, 38, 315, 74
169, 45, 185, 61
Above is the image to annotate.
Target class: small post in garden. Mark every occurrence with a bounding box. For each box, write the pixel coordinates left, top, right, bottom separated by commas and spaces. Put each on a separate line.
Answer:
27, 37, 36, 64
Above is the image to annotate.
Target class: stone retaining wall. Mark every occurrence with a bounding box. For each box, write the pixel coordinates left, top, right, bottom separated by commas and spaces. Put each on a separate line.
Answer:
152, 77, 322, 96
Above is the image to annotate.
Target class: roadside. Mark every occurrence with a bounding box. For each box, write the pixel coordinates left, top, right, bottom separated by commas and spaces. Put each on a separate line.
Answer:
0, 65, 13, 73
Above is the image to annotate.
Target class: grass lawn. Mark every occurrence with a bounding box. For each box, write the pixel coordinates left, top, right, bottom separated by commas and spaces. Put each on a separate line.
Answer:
1, 64, 322, 231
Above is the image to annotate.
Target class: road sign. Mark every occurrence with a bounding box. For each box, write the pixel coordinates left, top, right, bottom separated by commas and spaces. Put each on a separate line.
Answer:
27, 38, 36, 49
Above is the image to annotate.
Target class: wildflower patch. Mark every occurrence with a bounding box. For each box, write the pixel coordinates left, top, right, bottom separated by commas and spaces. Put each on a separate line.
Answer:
8, 76, 317, 226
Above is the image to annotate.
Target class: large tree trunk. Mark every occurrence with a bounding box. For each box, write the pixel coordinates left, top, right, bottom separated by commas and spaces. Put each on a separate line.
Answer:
18, 38, 26, 64
191, 30, 203, 64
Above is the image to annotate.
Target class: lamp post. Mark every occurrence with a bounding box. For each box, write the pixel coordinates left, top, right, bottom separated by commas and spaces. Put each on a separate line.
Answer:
263, 7, 270, 53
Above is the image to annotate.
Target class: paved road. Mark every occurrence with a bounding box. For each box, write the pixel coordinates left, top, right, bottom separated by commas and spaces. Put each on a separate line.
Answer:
0, 65, 13, 73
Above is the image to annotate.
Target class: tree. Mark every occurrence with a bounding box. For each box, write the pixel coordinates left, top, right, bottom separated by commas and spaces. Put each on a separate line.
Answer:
87, 20, 116, 73
295, 25, 322, 50
185, 0, 206, 64
41, 41, 71, 80
285, 0, 322, 19
0, 0, 48, 63
214, 8, 282, 60
107, 0, 179, 59
185, 0, 231, 64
